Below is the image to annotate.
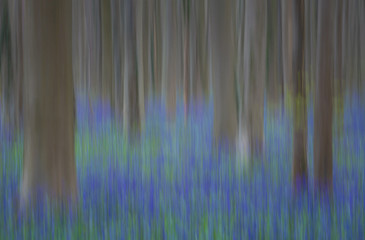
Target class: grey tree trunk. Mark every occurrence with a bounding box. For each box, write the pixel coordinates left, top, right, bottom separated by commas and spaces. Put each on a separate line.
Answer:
160, 0, 178, 120
136, 0, 147, 130
147, 0, 156, 100
21, 0, 77, 206
238, 0, 267, 162
210, 0, 237, 147
334, 0, 344, 141
314, 0, 334, 190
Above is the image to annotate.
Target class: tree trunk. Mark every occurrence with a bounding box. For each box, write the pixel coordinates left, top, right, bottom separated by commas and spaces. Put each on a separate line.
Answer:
292, 0, 307, 189
0, 0, 14, 132
8, 0, 23, 135
210, 0, 237, 147
135, 0, 146, 130
334, 0, 344, 143
183, 0, 190, 119
101, 0, 113, 109
314, 0, 334, 190
160, 0, 178, 120
21, 0, 77, 206
281, 0, 293, 102
111, 0, 123, 120
153, 0, 162, 98
239, 0, 267, 161
123, 0, 140, 136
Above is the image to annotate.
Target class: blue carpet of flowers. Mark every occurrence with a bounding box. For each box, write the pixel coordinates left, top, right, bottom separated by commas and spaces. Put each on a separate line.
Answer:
0, 94, 364, 239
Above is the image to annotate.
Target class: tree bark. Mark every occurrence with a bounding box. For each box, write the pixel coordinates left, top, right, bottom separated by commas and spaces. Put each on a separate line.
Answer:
292, 0, 307, 189
210, 0, 237, 147
101, 0, 113, 109
160, 0, 178, 120
314, 0, 334, 190
135, 0, 147, 130
183, 0, 209, 119
239, 0, 267, 161
123, 0, 140, 136
111, 0, 123, 120
281, 0, 293, 102
8, 0, 23, 135
21, 0, 77, 206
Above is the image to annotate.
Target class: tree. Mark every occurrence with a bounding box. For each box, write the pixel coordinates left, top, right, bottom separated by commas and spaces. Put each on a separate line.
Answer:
8, 0, 23, 135
160, 0, 180, 120
0, 0, 14, 130
292, 0, 307, 189
123, 0, 140, 136
314, 0, 334, 190
135, 0, 147, 130
101, 0, 114, 109
21, 0, 77, 206
183, 0, 209, 119
111, 0, 123, 120
237, 0, 267, 163
281, 0, 294, 103
209, 0, 237, 147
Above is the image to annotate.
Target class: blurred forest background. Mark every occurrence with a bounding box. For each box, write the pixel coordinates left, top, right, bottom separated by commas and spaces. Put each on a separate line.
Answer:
0, 0, 365, 238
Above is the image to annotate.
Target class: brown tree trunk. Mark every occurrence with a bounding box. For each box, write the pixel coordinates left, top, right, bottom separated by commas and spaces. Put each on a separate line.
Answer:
210, 0, 237, 147
153, 0, 162, 98
184, 0, 208, 117
292, 0, 307, 189
314, 0, 334, 190
160, 0, 178, 120
101, 0, 113, 109
21, 0, 77, 206
111, 0, 123, 120
281, 0, 293, 103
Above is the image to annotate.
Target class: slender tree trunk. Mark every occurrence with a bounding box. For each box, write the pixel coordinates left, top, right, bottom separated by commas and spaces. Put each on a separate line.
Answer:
161, 0, 178, 120
21, 0, 77, 206
210, 0, 237, 147
101, 0, 113, 110
314, 0, 334, 190
123, 0, 140, 136
277, 0, 284, 105
292, 0, 307, 189
281, 0, 293, 102
153, 0, 162, 98
111, 0, 122, 120
183, 0, 190, 119
147, 0, 155, 100
8, 0, 23, 134
235, 0, 244, 128
334, 0, 344, 142
136, 0, 145, 130
360, 0, 365, 94
310, 0, 318, 90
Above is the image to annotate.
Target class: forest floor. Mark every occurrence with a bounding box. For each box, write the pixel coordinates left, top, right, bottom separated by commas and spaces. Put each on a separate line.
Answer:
1, 94, 364, 239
